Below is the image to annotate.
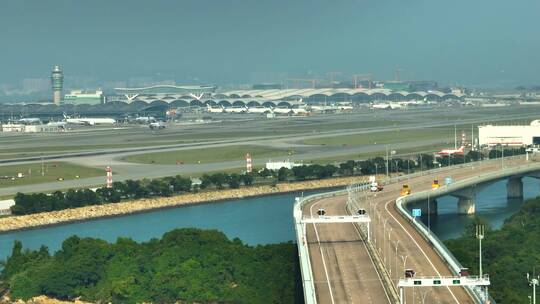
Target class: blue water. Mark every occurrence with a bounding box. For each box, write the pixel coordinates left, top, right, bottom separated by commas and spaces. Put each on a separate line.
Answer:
0, 178, 537, 261
415, 177, 539, 240
0, 190, 325, 260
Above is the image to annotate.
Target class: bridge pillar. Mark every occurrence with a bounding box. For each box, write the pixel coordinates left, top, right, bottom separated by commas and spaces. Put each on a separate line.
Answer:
507, 177, 523, 199
452, 186, 480, 215
419, 199, 438, 215
458, 197, 476, 214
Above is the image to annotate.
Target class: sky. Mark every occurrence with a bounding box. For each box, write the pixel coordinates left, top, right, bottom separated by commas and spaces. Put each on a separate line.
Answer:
1, 0, 539, 89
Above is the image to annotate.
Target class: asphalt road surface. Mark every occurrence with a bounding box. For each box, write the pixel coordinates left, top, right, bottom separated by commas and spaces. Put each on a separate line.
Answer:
303, 156, 531, 303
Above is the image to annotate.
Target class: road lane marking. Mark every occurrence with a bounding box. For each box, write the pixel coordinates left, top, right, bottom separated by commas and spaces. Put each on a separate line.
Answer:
344, 202, 392, 304
384, 199, 460, 303
310, 200, 336, 304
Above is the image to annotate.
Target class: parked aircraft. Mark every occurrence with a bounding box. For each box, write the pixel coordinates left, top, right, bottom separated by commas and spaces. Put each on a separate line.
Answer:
271, 107, 292, 115
63, 113, 116, 125
149, 121, 166, 130
135, 116, 156, 123
247, 106, 272, 114
206, 104, 224, 113
17, 118, 41, 124
223, 106, 248, 113
437, 146, 465, 156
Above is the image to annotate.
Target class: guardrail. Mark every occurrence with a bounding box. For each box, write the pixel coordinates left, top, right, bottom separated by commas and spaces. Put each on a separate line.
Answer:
395, 159, 540, 303
294, 189, 351, 304
294, 154, 531, 304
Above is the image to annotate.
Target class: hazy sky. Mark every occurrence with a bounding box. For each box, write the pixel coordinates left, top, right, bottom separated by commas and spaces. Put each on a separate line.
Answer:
1, 0, 539, 88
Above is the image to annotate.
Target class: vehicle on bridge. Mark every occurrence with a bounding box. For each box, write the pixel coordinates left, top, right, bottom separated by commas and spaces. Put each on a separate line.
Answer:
432, 179, 440, 189
370, 181, 383, 192
400, 184, 411, 195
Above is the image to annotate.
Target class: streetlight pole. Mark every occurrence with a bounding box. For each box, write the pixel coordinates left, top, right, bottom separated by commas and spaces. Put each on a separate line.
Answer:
400, 255, 408, 304
476, 225, 485, 277
528, 273, 539, 304
395, 240, 400, 285
386, 145, 389, 177
386, 228, 393, 269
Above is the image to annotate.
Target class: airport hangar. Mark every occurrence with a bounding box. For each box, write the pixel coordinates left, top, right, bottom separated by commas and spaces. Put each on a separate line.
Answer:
111, 85, 464, 107
478, 120, 540, 147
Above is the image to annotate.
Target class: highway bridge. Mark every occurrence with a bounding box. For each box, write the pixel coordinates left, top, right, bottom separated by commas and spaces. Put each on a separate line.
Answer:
295, 155, 540, 303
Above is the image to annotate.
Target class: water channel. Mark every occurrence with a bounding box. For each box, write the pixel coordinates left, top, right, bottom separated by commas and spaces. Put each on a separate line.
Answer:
0, 177, 538, 261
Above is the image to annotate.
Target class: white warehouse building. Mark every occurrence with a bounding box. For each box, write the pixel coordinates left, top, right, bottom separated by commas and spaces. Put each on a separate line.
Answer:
478, 120, 540, 147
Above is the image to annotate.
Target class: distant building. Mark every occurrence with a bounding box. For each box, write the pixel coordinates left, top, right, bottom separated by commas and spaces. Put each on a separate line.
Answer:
0, 199, 15, 215
63, 89, 104, 105
408, 81, 438, 92
383, 81, 410, 91
252, 83, 283, 90
51, 65, 63, 105
1, 123, 60, 133
265, 160, 303, 171
478, 120, 540, 147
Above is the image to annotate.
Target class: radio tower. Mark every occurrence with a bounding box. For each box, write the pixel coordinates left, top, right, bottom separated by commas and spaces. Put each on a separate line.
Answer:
51, 65, 64, 105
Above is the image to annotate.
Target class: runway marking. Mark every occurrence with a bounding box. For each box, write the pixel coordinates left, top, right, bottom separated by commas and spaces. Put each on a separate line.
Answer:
384, 198, 460, 304
310, 200, 336, 304
347, 204, 392, 304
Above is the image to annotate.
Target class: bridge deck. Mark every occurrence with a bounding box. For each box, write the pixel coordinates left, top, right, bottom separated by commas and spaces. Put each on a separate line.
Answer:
304, 157, 531, 303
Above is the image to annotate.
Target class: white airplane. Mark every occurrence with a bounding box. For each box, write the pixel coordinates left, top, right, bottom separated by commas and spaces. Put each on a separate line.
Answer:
371, 103, 403, 110
149, 121, 166, 130
437, 146, 465, 156
206, 104, 224, 113
63, 113, 116, 125
47, 121, 67, 128
18, 117, 41, 124
135, 116, 156, 123
337, 104, 354, 111
271, 107, 292, 115
309, 104, 338, 113
223, 106, 248, 113
371, 103, 391, 109
247, 106, 272, 114
291, 107, 309, 115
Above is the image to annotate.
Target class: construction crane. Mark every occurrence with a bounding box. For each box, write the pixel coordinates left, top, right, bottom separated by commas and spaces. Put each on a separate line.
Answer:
352, 74, 373, 89
395, 67, 403, 81
327, 71, 342, 88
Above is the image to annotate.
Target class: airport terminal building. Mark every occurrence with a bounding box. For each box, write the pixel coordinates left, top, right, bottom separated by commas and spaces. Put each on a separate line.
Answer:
478, 121, 540, 147
109, 85, 463, 108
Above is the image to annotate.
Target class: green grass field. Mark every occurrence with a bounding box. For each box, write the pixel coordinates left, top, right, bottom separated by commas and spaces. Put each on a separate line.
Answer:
122, 145, 293, 165
0, 162, 105, 188
303, 126, 456, 146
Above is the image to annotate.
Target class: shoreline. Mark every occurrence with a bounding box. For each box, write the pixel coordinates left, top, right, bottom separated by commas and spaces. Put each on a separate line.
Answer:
0, 176, 367, 234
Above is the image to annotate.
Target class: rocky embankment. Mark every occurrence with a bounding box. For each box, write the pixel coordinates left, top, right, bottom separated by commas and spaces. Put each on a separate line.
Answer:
0, 176, 367, 233
1, 296, 91, 304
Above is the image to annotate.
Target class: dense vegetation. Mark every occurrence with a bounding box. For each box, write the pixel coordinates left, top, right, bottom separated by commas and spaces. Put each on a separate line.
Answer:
11, 148, 524, 216
445, 196, 540, 303
0, 228, 303, 303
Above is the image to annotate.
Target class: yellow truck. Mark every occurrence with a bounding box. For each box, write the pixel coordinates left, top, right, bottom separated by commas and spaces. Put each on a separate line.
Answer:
432, 179, 440, 189
400, 184, 411, 196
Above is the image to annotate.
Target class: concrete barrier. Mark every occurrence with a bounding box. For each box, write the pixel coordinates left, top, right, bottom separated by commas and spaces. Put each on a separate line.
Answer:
396, 160, 540, 303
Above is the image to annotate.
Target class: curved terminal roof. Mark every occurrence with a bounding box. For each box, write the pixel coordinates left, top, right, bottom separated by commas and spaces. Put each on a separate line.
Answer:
115, 85, 216, 94
219, 88, 463, 100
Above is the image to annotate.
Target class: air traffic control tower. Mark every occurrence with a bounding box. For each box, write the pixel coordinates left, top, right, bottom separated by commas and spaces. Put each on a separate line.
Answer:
51, 65, 63, 105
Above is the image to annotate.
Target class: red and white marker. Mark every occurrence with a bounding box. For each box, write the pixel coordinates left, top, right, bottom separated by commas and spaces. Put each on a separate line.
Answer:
245, 153, 252, 173
106, 166, 113, 188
